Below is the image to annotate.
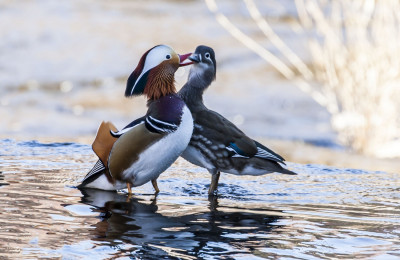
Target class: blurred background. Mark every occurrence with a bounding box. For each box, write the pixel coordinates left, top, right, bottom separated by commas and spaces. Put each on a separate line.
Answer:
0, 0, 399, 171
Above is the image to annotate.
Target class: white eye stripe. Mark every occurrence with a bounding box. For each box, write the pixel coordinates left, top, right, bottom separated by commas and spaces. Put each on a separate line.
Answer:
133, 45, 175, 92
143, 45, 174, 72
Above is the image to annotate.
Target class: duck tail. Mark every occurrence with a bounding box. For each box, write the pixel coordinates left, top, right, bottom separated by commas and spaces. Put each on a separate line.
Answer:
79, 121, 119, 189
78, 160, 107, 188
280, 167, 297, 175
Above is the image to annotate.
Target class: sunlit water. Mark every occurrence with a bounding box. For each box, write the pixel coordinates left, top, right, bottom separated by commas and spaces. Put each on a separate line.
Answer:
0, 139, 399, 259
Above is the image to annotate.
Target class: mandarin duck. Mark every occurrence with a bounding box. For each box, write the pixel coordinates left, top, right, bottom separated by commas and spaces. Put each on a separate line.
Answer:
178, 45, 296, 195
79, 45, 194, 194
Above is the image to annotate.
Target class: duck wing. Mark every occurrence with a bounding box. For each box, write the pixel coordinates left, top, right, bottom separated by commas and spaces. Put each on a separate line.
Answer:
195, 110, 287, 164
253, 140, 286, 164
194, 110, 258, 158
81, 113, 173, 186
108, 95, 185, 180
108, 122, 167, 181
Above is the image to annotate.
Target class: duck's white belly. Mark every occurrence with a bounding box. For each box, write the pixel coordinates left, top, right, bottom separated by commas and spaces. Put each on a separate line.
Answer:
122, 106, 193, 187
83, 174, 126, 190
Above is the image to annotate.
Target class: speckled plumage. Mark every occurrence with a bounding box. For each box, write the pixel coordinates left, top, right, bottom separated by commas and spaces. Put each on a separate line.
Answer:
178, 45, 296, 195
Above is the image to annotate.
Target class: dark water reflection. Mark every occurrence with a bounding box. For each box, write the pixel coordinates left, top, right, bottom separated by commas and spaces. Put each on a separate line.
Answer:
0, 139, 399, 259
79, 188, 284, 259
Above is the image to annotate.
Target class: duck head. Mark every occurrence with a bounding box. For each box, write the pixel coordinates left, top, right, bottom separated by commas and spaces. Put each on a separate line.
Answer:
188, 45, 216, 88
126, 45, 192, 100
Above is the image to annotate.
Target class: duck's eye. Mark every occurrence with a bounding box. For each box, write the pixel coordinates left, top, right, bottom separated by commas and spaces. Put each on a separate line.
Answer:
166, 54, 171, 60
205, 53, 210, 59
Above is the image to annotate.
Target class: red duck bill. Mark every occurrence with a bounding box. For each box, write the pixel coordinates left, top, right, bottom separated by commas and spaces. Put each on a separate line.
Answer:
179, 53, 193, 67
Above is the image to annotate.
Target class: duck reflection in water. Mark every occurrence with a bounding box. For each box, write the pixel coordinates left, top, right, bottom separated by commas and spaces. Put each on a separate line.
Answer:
79, 188, 286, 258
0, 171, 9, 187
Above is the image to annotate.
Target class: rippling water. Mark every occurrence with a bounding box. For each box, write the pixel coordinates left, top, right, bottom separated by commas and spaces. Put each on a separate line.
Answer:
0, 139, 399, 259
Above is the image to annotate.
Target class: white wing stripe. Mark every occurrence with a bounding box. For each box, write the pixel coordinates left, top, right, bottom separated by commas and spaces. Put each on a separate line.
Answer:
226, 146, 249, 158
148, 116, 178, 128
146, 117, 174, 133
255, 147, 281, 160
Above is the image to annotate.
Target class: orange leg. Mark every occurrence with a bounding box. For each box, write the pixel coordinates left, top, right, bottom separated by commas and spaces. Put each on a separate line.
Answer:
151, 179, 160, 194
126, 182, 132, 195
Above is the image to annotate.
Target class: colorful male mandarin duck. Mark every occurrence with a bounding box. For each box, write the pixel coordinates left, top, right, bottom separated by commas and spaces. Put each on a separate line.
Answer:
178, 45, 296, 195
79, 45, 194, 194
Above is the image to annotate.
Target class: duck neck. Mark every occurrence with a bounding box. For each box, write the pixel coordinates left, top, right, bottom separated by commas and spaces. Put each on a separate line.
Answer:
179, 81, 207, 112
145, 66, 177, 101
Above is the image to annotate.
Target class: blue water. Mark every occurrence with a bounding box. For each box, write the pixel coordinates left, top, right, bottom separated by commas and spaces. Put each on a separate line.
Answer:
0, 139, 399, 259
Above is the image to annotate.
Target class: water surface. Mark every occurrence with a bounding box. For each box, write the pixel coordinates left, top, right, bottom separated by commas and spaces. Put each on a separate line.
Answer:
0, 139, 399, 259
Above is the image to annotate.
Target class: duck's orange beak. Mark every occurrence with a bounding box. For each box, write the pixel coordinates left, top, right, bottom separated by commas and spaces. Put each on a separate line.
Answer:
179, 53, 193, 67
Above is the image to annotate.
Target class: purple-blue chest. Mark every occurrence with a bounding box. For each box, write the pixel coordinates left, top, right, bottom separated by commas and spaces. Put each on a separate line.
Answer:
145, 94, 186, 133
